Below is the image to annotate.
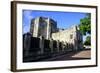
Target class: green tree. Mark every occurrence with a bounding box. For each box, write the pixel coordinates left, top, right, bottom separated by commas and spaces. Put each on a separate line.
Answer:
79, 13, 91, 45
79, 13, 91, 35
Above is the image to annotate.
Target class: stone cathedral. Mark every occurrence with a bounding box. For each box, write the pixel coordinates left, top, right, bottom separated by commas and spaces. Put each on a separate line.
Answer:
30, 16, 83, 50
23, 16, 83, 62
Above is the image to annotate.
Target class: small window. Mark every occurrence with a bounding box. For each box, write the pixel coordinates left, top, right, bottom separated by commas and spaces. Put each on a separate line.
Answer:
70, 34, 73, 39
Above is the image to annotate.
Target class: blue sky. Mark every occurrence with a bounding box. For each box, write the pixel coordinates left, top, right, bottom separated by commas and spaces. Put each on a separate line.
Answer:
22, 10, 88, 41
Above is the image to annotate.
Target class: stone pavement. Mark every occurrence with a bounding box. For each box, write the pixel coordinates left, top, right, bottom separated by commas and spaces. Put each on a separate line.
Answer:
42, 49, 91, 61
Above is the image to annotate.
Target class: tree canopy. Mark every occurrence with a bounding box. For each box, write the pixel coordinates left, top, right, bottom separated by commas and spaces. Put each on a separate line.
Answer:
79, 13, 91, 35
79, 13, 91, 45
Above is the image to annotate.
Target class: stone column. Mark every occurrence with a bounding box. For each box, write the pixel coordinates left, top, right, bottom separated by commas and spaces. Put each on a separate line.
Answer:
39, 36, 44, 54
62, 41, 64, 52
50, 39, 53, 53
65, 42, 67, 51
73, 26, 78, 51
57, 40, 59, 52
33, 17, 39, 37
46, 18, 51, 39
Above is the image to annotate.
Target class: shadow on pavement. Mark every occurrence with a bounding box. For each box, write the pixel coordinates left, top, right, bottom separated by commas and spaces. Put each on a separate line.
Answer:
42, 49, 91, 61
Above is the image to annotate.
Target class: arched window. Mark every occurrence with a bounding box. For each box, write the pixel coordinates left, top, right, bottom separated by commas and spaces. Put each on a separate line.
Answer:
70, 34, 73, 39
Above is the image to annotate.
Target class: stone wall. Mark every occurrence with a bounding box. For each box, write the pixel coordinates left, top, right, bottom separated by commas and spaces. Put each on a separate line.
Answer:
23, 34, 74, 62
52, 26, 83, 50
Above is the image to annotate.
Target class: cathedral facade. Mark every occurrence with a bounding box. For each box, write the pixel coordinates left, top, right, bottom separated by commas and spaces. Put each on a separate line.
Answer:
23, 16, 83, 62
30, 16, 83, 50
